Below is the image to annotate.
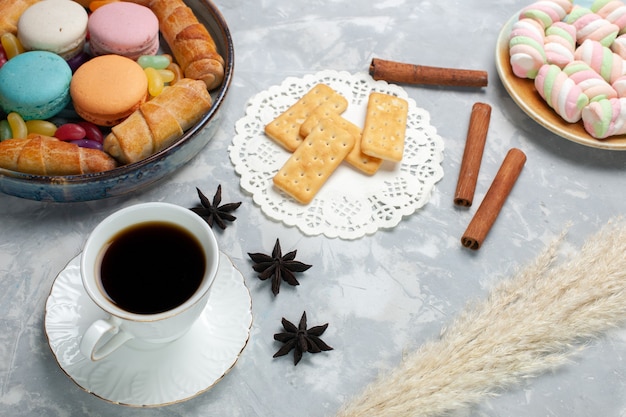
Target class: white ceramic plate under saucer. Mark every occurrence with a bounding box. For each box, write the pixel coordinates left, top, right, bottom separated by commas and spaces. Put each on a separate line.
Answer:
44, 251, 252, 407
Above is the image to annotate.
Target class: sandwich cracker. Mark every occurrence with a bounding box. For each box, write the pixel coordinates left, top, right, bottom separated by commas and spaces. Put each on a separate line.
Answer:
264, 84, 348, 152
273, 118, 355, 204
361, 92, 408, 162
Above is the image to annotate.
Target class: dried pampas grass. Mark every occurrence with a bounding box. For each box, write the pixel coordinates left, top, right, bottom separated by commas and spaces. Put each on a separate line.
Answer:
336, 218, 626, 417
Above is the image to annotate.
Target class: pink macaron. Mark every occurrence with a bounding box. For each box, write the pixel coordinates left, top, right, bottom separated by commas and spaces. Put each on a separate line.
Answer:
88, 2, 159, 61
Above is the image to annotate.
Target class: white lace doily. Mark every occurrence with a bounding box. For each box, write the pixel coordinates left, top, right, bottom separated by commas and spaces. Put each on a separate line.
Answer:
229, 70, 445, 239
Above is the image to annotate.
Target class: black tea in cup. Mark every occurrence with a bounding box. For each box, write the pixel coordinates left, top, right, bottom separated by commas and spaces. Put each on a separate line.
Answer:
99, 221, 206, 314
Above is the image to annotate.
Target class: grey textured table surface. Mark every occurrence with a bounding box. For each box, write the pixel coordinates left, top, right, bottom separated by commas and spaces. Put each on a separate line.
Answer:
2, 0, 626, 416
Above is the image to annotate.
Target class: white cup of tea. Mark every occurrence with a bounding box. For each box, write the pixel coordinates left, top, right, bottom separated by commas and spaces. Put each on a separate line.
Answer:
79, 202, 219, 361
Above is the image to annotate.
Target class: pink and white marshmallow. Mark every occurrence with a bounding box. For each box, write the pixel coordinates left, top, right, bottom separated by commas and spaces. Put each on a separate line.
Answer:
574, 38, 626, 83
611, 74, 626, 96
509, 18, 547, 78
544, 21, 577, 67
611, 33, 626, 58
519, 0, 575, 28
566, 6, 620, 47
535, 63, 590, 122
582, 97, 626, 138
591, 0, 626, 34
563, 60, 618, 101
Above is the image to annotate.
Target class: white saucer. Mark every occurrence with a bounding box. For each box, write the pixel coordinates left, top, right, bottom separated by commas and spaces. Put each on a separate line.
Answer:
44, 251, 252, 407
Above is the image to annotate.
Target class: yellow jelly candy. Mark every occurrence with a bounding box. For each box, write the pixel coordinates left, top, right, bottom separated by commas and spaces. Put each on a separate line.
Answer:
157, 69, 175, 84
145, 67, 164, 97
7, 112, 27, 139
166, 62, 184, 85
1, 33, 24, 59
26, 120, 58, 137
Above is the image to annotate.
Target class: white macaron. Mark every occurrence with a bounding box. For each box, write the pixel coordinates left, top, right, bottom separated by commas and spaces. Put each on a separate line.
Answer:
17, 0, 89, 60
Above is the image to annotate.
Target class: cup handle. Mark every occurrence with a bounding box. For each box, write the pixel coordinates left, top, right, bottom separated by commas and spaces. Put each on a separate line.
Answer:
79, 317, 134, 361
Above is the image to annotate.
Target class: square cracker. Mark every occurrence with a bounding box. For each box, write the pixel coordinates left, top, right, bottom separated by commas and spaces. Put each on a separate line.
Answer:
273, 118, 355, 204
360, 92, 408, 162
264, 84, 348, 152
300, 106, 383, 175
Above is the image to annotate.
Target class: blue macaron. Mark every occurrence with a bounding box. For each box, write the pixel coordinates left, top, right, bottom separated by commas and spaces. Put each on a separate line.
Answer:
0, 51, 72, 120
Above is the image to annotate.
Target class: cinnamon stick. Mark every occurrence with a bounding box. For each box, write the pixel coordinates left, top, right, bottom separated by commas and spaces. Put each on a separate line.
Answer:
454, 103, 492, 207
461, 148, 526, 250
369, 58, 488, 87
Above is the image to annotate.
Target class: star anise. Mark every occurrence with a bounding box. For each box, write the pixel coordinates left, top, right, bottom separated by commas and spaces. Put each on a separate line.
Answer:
273, 311, 333, 365
190, 185, 241, 229
247, 239, 312, 296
